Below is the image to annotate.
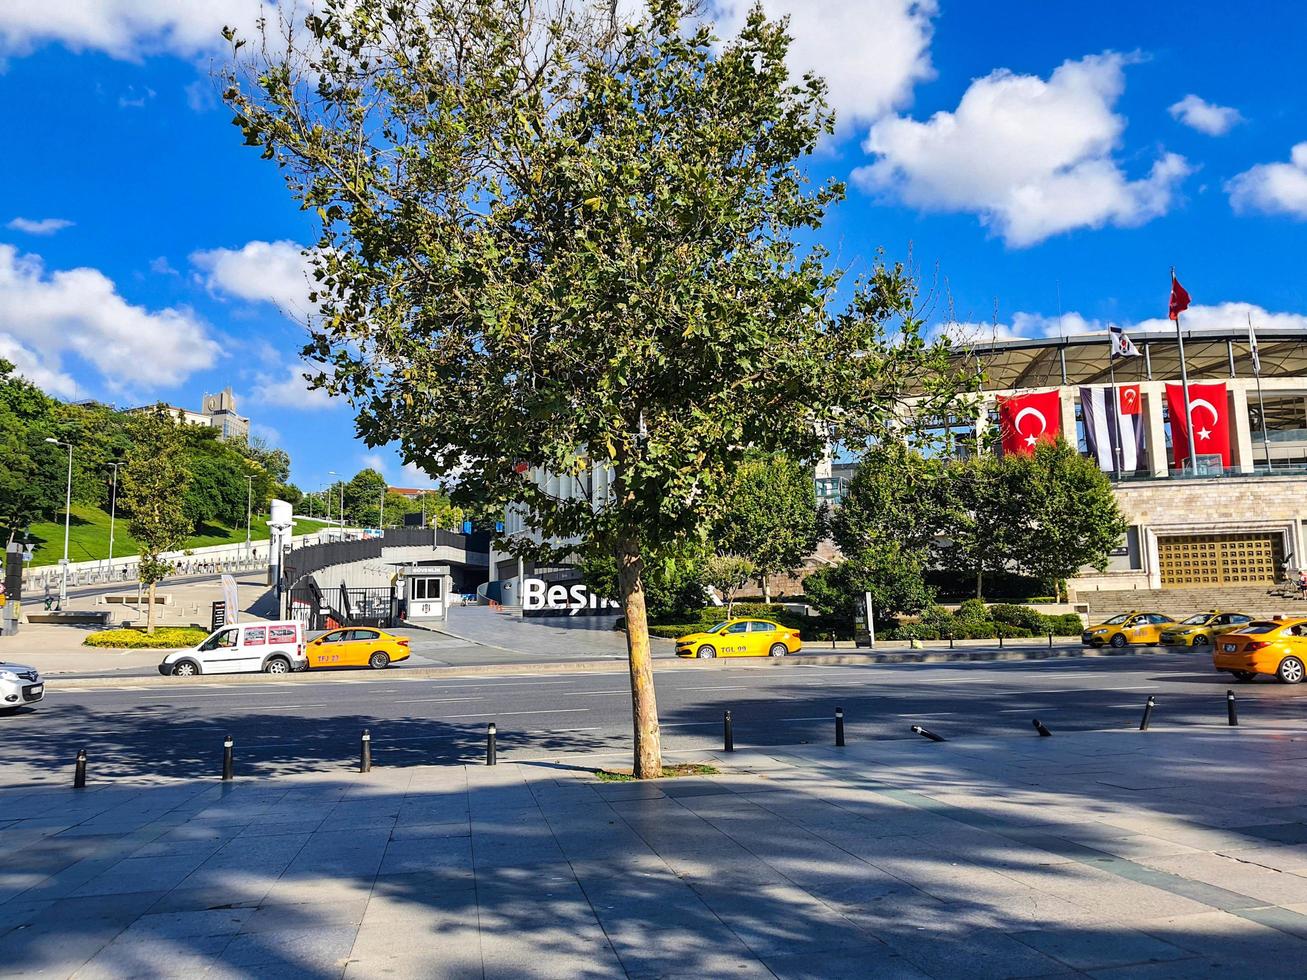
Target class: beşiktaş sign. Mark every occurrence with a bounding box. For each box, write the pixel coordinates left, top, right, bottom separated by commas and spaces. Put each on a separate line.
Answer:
522, 578, 620, 617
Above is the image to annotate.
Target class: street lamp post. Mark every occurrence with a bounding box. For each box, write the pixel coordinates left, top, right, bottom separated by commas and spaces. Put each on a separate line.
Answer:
379, 487, 386, 529
328, 471, 344, 534
107, 461, 122, 576
45, 438, 73, 607
245, 475, 255, 560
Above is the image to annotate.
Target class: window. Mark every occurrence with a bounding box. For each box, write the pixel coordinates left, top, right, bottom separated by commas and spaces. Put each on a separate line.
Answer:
201, 628, 239, 652
1231, 615, 1251, 624
244, 627, 267, 646
349, 630, 379, 641
725, 622, 749, 634
319, 631, 345, 644
1149, 615, 1170, 625
749, 622, 775, 633
269, 626, 298, 644
411, 578, 442, 600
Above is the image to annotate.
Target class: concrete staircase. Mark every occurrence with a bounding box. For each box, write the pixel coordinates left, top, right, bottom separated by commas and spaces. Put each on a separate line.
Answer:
1079, 584, 1307, 620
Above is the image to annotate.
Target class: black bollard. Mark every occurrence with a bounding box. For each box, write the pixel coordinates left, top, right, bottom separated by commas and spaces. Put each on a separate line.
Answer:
1048, 632, 1054, 649
1033, 719, 1053, 737
723, 710, 734, 752
1226, 690, 1239, 727
835, 707, 845, 747
486, 723, 497, 766
221, 735, 234, 781
998, 633, 1004, 649
73, 749, 87, 789
360, 729, 372, 773
1139, 696, 1156, 731
910, 724, 946, 743
948, 633, 954, 650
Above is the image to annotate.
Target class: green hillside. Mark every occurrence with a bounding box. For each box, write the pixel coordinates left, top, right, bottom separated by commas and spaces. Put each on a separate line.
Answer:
25, 504, 332, 567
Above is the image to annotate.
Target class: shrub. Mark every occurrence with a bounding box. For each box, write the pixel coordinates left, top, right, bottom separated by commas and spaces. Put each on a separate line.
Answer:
1045, 613, 1085, 636
83, 627, 209, 649
955, 598, 991, 622
988, 603, 1048, 633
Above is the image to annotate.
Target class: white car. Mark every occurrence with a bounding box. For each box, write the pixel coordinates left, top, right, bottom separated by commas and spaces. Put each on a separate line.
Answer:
0, 662, 44, 714
158, 621, 308, 676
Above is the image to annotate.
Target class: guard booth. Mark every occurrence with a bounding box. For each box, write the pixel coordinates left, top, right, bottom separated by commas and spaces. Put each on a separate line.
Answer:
402, 564, 453, 625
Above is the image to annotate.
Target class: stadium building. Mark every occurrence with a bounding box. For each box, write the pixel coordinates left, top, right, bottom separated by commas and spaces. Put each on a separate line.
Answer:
962, 323, 1307, 610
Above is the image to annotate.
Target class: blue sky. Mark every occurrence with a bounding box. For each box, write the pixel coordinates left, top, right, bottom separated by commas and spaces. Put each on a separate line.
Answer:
1, 1, 1304, 496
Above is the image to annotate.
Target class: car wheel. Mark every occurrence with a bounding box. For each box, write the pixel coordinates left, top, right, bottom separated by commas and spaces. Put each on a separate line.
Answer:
264, 656, 291, 675
696, 645, 716, 659
1277, 656, 1304, 685
1233, 670, 1257, 682
1110, 634, 1127, 649
1192, 634, 1209, 647
369, 651, 390, 670
171, 660, 199, 677
768, 643, 787, 658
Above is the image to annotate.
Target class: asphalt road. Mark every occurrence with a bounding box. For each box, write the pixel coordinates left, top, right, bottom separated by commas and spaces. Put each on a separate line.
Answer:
4, 650, 1305, 785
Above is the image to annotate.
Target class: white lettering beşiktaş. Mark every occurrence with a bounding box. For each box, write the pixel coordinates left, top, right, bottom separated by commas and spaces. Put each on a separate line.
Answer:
522, 578, 619, 614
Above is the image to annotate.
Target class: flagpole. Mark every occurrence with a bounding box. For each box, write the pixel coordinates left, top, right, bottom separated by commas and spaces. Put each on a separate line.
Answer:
1107, 343, 1123, 479
1250, 313, 1274, 473
1172, 269, 1199, 474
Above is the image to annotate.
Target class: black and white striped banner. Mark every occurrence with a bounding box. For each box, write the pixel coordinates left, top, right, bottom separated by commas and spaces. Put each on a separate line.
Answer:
1080, 386, 1146, 473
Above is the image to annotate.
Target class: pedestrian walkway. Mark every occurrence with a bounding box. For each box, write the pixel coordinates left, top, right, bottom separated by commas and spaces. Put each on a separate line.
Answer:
4, 728, 1307, 977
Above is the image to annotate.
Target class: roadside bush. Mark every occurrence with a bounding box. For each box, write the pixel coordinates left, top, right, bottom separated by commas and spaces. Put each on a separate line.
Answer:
83, 627, 208, 649
1045, 613, 1085, 636
988, 603, 1048, 633
955, 598, 990, 622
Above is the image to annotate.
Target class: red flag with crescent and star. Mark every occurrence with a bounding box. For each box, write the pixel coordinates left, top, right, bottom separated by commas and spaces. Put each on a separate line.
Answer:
1166, 382, 1230, 467
1169, 273, 1191, 321
1118, 384, 1141, 415
997, 389, 1062, 456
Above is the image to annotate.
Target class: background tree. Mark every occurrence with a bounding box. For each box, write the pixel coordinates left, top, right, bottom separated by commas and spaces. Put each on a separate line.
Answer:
121, 408, 193, 633
580, 546, 706, 623
803, 543, 933, 622
701, 554, 756, 619
714, 452, 822, 602
226, 0, 959, 777
0, 361, 64, 539
344, 469, 388, 527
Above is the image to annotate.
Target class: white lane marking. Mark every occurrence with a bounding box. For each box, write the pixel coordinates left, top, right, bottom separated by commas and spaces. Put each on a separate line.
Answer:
998, 707, 1058, 713
692, 686, 752, 691
244, 703, 330, 710
440, 708, 591, 718
781, 716, 840, 722
555, 691, 628, 697
393, 697, 484, 704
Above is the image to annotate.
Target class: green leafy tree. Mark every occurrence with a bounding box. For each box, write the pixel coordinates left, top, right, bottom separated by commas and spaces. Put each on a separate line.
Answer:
995, 439, 1127, 590
580, 547, 705, 623
714, 452, 822, 602
225, 0, 958, 776
803, 543, 933, 622
121, 408, 193, 633
345, 469, 388, 527
0, 361, 64, 538
702, 554, 756, 619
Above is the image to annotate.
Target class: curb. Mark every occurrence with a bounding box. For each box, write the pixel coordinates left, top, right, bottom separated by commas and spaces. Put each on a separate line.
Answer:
47, 644, 1148, 689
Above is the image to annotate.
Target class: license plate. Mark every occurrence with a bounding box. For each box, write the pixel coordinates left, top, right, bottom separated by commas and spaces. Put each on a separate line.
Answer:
1223, 644, 1236, 653
28, 685, 42, 695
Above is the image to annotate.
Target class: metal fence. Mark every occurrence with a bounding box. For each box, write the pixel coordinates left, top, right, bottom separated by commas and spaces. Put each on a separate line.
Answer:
281, 528, 490, 584
285, 582, 398, 630
21, 557, 269, 597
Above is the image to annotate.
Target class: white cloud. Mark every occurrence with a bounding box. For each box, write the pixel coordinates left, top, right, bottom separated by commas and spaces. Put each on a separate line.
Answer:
935, 302, 1307, 346
117, 85, 155, 108
399, 461, 440, 488
249, 421, 282, 446
360, 453, 386, 474
709, 1, 936, 134
0, 334, 78, 398
7, 216, 73, 235
246, 359, 336, 411
0, 244, 219, 395
1168, 94, 1242, 136
190, 240, 315, 316
854, 53, 1191, 247
1226, 143, 1307, 219
0, 0, 281, 61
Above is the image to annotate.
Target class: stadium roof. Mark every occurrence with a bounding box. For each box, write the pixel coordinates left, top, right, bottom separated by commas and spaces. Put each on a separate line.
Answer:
950, 325, 1307, 391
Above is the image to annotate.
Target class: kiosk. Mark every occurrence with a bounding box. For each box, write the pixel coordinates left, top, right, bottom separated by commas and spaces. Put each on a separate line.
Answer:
402, 564, 453, 625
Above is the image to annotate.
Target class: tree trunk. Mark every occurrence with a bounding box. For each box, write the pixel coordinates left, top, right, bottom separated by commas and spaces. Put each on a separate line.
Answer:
975, 570, 983, 600
147, 579, 157, 635
616, 537, 662, 779
762, 573, 771, 604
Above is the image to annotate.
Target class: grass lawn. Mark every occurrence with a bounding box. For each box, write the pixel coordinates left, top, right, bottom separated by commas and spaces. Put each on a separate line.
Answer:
25, 504, 332, 567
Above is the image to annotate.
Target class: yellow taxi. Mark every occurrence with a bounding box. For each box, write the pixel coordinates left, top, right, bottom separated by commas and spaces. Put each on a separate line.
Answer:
1213, 618, 1307, 683
675, 619, 802, 659
1159, 610, 1254, 648
1081, 611, 1176, 649
306, 627, 411, 670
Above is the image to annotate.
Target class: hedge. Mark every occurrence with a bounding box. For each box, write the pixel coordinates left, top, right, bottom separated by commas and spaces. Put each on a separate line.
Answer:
83, 627, 209, 649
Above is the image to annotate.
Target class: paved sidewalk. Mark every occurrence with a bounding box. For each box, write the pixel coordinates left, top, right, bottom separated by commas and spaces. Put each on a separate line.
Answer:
5, 729, 1307, 977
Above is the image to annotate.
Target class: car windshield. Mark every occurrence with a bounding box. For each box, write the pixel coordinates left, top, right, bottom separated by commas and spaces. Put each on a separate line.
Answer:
706, 622, 728, 634
1102, 615, 1129, 625
1180, 615, 1211, 625
1237, 622, 1281, 634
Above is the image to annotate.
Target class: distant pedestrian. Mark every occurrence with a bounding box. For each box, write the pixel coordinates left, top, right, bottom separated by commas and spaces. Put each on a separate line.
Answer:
1298, 571, 1307, 598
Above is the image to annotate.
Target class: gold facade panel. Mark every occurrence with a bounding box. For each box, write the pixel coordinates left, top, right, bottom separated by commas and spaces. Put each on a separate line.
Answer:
1157, 533, 1284, 588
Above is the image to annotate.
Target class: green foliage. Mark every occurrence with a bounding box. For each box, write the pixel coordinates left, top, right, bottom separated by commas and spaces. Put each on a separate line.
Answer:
121, 408, 193, 633
581, 549, 705, 623
881, 602, 1085, 640
83, 627, 209, 649
0, 360, 63, 536
803, 542, 934, 622
713, 452, 822, 599
701, 554, 757, 617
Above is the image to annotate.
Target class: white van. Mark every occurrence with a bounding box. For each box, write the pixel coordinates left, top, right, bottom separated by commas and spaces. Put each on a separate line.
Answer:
158, 621, 307, 676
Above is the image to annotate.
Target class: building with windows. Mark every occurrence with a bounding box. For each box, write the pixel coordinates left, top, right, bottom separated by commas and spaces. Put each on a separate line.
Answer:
957, 324, 1307, 596
127, 386, 249, 442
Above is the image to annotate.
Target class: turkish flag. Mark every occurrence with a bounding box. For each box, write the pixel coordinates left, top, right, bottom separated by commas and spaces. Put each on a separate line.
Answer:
1118, 384, 1141, 415
1166, 382, 1230, 468
998, 390, 1062, 456
1169, 273, 1191, 321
